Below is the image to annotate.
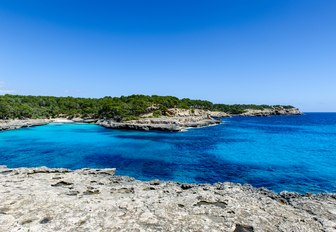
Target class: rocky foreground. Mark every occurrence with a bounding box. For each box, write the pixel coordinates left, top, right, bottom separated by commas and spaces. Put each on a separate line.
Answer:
0, 166, 335, 232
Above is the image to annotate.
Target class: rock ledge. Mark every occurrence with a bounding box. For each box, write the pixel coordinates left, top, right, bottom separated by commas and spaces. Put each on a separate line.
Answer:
0, 166, 335, 232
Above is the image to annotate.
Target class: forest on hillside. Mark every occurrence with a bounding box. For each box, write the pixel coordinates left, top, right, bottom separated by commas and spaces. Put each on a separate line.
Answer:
0, 94, 294, 121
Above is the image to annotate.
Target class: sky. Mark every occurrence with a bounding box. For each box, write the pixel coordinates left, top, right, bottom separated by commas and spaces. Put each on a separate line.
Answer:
0, 0, 335, 111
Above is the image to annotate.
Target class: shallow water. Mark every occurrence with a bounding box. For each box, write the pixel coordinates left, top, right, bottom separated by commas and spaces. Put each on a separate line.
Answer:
1, 113, 335, 193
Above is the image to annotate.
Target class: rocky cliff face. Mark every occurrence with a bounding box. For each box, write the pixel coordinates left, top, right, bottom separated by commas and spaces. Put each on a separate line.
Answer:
240, 107, 302, 117
164, 108, 230, 118
96, 107, 301, 132
97, 116, 221, 132
96, 108, 224, 131
0, 166, 335, 232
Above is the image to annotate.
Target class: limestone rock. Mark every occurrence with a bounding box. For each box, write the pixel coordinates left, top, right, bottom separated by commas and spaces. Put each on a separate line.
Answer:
0, 119, 52, 131
0, 166, 335, 231
97, 116, 221, 132
240, 107, 302, 116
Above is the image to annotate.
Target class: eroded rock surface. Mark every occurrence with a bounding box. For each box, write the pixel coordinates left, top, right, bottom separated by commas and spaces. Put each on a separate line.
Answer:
0, 166, 335, 232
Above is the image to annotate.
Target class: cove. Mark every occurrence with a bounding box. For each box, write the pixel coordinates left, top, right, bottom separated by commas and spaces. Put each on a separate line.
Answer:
1, 113, 335, 193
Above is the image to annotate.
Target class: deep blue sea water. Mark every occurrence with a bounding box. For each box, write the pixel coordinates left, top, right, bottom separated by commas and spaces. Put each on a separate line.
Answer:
1, 113, 335, 193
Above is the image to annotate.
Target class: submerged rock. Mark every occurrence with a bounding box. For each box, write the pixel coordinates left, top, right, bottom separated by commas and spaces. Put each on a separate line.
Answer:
0, 166, 335, 231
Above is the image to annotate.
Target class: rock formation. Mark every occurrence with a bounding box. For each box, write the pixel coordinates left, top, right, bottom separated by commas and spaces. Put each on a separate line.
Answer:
240, 107, 302, 117
0, 166, 335, 232
0, 119, 52, 131
96, 107, 302, 132
97, 116, 221, 132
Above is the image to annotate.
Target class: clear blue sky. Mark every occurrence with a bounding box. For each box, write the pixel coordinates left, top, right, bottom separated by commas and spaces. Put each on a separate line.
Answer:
1, 0, 335, 111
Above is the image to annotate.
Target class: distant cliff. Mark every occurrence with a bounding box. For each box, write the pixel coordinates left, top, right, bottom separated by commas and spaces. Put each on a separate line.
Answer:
239, 106, 302, 116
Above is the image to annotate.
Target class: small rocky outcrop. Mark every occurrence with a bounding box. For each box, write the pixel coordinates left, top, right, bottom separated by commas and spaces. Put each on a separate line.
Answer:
0, 166, 335, 232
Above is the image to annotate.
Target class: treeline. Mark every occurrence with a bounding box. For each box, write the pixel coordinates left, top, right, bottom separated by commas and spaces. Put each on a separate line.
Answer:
0, 94, 294, 121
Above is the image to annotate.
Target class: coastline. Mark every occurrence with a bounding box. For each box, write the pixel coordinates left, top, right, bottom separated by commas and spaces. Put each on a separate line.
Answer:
96, 116, 221, 132
0, 166, 335, 231
0, 107, 302, 132
0, 119, 53, 131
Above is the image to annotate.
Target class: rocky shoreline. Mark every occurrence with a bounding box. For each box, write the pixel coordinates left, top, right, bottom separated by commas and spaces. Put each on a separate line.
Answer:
0, 119, 53, 131
0, 166, 335, 231
96, 107, 302, 131
96, 116, 221, 132
0, 107, 302, 132
0, 118, 97, 131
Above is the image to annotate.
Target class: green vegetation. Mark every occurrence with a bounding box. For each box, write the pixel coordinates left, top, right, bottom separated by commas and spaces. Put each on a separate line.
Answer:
0, 94, 294, 121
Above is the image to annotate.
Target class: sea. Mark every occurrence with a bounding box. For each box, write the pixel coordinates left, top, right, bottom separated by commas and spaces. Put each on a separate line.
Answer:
0, 113, 335, 193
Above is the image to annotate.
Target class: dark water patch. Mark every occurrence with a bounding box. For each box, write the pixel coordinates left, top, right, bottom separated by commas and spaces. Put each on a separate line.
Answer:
173, 138, 251, 153
84, 154, 175, 180
114, 134, 183, 143
234, 123, 307, 134
114, 133, 251, 153
191, 154, 336, 192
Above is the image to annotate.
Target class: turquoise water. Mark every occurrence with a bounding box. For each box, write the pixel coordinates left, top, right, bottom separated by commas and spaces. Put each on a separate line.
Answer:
0, 113, 335, 193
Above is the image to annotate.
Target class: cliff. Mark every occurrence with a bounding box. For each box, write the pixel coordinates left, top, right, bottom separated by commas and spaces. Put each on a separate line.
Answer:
97, 108, 224, 131
96, 107, 301, 131
0, 166, 335, 232
97, 117, 220, 132
240, 107, 302, 117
